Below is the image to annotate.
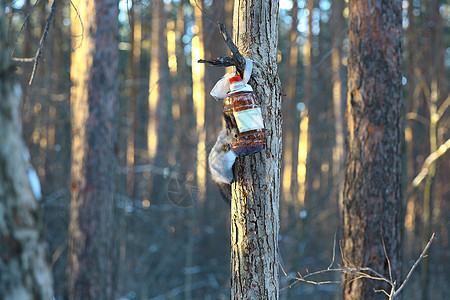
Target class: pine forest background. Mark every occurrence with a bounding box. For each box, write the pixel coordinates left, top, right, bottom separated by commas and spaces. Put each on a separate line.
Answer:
5, 0, 450, 298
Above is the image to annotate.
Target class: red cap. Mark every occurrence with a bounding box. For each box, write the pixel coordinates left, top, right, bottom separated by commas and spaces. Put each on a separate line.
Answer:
229, 75, 242, 84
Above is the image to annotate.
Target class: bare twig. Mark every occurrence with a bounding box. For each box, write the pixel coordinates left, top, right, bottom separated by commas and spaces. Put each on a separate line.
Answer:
406, 112, 429, 125
28, 0, 58, 85
198, 57, 235, 67
412, 138, 450, 186
380, 227, 393, 283
198, 23, 246, 77
119, 164, 179, 179
280, 233, 437, 299
327, 231, 337, 270
392, 233, 436, 298
306, 28, 346, 69
437, 92, 450, 118
193, 0, 215, 26
217, 23, 246, 73
280, 262, 342, 291
50, 241, 67, 268
69, 0, 84, 52
11, 0, 41, 59
10, 57, 35, 62
375, 288, 391, 298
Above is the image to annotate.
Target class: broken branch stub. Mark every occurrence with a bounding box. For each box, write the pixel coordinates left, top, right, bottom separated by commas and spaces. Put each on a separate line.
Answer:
198, 23, 246, 77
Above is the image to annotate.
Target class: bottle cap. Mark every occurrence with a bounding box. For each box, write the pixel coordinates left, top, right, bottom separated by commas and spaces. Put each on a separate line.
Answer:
229, 76, 242, 84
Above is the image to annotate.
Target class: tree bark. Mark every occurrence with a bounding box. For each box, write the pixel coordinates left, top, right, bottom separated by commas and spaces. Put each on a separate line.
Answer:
67, 0, 119, 298
343, 1, 402, 299
231, 1, 282, 299
0, 1, 54, 297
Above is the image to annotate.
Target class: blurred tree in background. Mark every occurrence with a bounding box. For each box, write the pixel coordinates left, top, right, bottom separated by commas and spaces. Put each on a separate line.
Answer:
2, 0, 449, 299
66, 0, 119, 298
0, 0, 53, 298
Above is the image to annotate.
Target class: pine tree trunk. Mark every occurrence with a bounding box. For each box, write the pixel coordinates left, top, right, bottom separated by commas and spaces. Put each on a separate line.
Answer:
0, 1, 54, 297
147, 0, 168, 165
331, 0, 345, 211
420, 1, 446, 298
190, 0, 207, 203
342, 1, 402, 299
282, 0, 299, 203
231, 1, 282, 299
126, 2, 141, 197
67, 0, 119, 298
297, 0, 313, 207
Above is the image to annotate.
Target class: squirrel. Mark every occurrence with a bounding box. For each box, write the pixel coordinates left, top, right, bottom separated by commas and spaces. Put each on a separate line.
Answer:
208, 128, 238, 203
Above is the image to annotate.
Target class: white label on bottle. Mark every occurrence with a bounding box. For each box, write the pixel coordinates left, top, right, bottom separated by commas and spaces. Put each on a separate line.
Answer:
234, 108, 264, 132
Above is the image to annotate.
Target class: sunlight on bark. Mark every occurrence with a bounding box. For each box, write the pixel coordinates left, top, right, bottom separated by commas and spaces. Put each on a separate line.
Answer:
282, 8, 299, 202
147, 2, 163, 162
297, 115, 308, 207
190, 0, 206, 202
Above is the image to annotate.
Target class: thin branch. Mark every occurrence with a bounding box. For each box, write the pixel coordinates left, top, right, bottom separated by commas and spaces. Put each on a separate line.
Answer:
126, 0, 132, 29
327, 231, 337, 270
280, 233, 437, 299
11, 57, 35, 62
414, 68, 431, 105
50, 241, 67, 268
198, 57, 235, 67
412, 138, 450, 186
28, 0, 58, 85
380, 227, 393, 283
406, 112, 429, 125
119, 164, 179, 179
279, 261, 288, 277
305, 28, 346, 69
217, 23, 246, 72
437, 92, 450, 118
193, 0, 215, 26
281, 268, 342, 290
375, 288, 391, 297
11, 0, 41, 58
393, 233, 436, 298
69, 0, 84, 52
197, 23, 247, 78
353, 269, 390, 283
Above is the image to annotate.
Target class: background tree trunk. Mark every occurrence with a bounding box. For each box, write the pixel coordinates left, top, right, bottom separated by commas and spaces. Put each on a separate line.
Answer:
282, 0, 299, 204
67, 0, 119, 298
231, 1, 282, 299
0, 2, 54, 298
297, 0, 313, 207
190, 0, 207, 203
342, 0, 402, 299
331, 0, 346, 212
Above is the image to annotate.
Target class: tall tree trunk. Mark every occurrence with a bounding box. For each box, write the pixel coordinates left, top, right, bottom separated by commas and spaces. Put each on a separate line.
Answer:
190, 0, 207, 203
282, 0, 299, 203
127, 2, 142, 197
331, 0, 345, 211
420, 1, 446, 298
148, 0, 170, 202
0, 2, 54, 298
231, 1, 282, 299
297, 0, 313, 207
147, 0, 168, 166
67, 0, 119, 298
342, 1, 402, 299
